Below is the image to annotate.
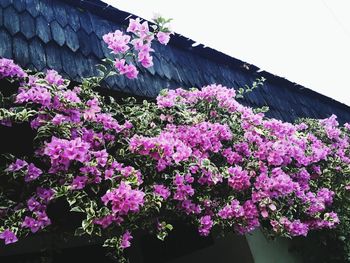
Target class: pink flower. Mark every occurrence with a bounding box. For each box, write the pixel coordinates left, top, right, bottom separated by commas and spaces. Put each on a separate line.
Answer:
27, 197, 41, 212
153, 184, 171, 199
120, 230, 133, 249
127, 18, 141, 33
124, 64, 139, 79
71, 175, 88, 190
157, 32, 171, 45
101, 181, 145, 215
16, 86, 52, 106
227, 166, 251, 191
139, 21, 150, 39
0, 229, 18, 245
0, 58, 26, 79
45, 69, 65, 86
25, 163, 43, 182
103, 30, 131, 54
114, 59, 139, 79
138, 52, 153, 68
6, 159, 28, 172
36, 187, 54, 203
198, 215, 213, 236
22, 216, 41, 233
94, 215, 115, 229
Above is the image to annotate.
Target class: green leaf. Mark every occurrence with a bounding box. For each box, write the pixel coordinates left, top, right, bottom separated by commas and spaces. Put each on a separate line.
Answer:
70, 206, 85, 213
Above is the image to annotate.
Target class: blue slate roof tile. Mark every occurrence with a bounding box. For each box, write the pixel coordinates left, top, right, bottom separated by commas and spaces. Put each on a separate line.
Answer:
74, 52, 92, 78
152, 54, 164, 78
20, 11, 35, 39
89, 14, 113, 39
13, 0, 26, 12
86, 56, 100, 76
60, 47, 78, 79
45, 42, 62, 71
28, 37, 46, 71
159, 58, 173, 81
123, 79, 139, 95
171, 67, 182, 85
37, 0, 54, 22
52, 1, 68, 27
79, 11, 93, 34
25, 0, 40, 18
66, 7, 81, 32
35, 16, 51, 44
0, 8, 3, 27
3, 6, 20, 35
76, 29, 91, 56
89, 33, 104, 58
0, 29, 12, 58
113, 72, 126, 89
13, 34, 30, 66
0, 0, 12, 8
144, 64, 156, 76
64, 25, 79, 52
101, 40, 112, 58
104, 77, 116, 90
50, 20, 65, 46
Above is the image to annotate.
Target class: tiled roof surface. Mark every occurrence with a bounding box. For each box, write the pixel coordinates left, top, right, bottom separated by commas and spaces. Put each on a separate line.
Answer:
1, 0, 350, 123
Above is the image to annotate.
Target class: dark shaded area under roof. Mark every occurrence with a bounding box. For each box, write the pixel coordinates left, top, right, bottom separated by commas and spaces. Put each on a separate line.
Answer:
0, 0, 349, 123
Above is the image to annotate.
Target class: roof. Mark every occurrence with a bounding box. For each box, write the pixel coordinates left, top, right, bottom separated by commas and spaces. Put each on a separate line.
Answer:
1, 0, 350, 123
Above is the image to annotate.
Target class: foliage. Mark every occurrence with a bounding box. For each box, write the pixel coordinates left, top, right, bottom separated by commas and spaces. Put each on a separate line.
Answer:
0, 16, 349, 263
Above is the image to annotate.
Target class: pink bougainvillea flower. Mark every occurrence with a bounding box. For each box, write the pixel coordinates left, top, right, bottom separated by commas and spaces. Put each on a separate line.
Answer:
156, 32, 171, 45
0, 58, 26, 79
103, 30, 131, 54
153, 184, 171, 200
114, 59, 139, 79
0, 229, 18, 244
127, 18, 141, 34
198, 215, 213, 236
120, 230, 133, 249
25, 163, 43, 182
71, 175, 88, 190
45, 69, 65, 86
101, 181, 145, 215
6, 159, 28, 172
22, 216, 41, 233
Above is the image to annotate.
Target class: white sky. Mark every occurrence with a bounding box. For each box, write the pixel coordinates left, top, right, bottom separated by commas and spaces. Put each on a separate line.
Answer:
103, 0, 350, 106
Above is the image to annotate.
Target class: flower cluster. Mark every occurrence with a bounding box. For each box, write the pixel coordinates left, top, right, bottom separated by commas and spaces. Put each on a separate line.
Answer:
6, 159, 43, 182
101, 182, 145, 215
44, 137, 90, 172
154, 85, 342, 239
0, 58, 27, 79
103, 17, 172, 79
1, 16, 350, 263
130, 122, 232, 171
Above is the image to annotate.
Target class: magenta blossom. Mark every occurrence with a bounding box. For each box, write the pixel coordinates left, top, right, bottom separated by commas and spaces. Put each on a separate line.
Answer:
153, 184, 171, 200
22, 216, 41, 233
120, 230, 133, 249
101, 181, 145, 215
198, 215, 213, 236
25, 163, 43, 182
71, 175, 88, 190
156, 32, 171, 45
0, 58, 26, 79
45, 69, 65, 86
6, 159, 28, 172
114, 59, 139, 79
103, 30, 131, 54
0, 229, 18, 244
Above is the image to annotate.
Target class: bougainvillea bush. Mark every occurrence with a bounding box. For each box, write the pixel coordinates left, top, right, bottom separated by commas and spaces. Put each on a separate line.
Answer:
0, 16, 350, 262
